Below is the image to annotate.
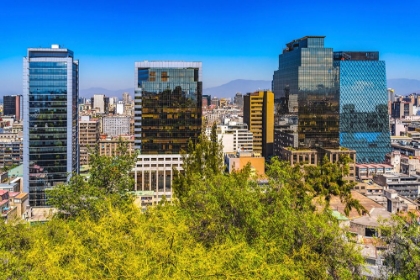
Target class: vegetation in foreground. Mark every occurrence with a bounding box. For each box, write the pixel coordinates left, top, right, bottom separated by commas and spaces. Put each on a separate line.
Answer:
2, 126, 416, 279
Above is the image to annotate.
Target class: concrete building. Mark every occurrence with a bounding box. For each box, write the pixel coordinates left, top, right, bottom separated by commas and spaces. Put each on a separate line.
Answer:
133, 154, 183, 203
102, 116, 130, 137
116, 101, 124, 115
212, 122, 253, 153
99, 135, 134, 157
225, 151, 265, 177
0, 133, 23, 169
373, 173, 420, 198
23, 45, 79, 206
79, 116, 100, 166
91, 94, 109, 114
243, 90, 274, 158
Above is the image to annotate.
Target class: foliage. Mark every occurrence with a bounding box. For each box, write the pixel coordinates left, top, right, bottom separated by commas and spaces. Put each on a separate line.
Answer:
46, 139, 137, 219
304, 155, 366, 216
0, 127, 367, 279
380, 212, 420, 279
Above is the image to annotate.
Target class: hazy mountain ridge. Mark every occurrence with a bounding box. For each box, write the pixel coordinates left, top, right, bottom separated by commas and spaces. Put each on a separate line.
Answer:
203, 79, 272, 98
79, 87, 134, 99
387, 78, 420, 95
1, 79, 419, 101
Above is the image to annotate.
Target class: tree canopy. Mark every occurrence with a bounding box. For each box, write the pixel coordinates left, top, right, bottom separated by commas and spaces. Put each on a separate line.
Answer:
0, 127, 370, 279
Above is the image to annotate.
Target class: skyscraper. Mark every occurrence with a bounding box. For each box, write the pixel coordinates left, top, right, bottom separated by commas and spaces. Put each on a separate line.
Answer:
23, 45, 79, 206
134, 61, 202, 154
133, 61, 202, 203
272, 36, 339, 153
334, 51, 391, 163
243, 90, 274, 158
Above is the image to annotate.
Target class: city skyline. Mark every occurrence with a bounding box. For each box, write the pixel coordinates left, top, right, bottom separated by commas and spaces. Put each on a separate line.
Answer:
1, 0, 419, 94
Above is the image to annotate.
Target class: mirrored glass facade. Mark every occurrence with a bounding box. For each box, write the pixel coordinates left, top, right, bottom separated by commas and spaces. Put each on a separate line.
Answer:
23, 47, 79, 206
334, 52, 391, 163
134, 62, 202, 154
273, 36, 339, 153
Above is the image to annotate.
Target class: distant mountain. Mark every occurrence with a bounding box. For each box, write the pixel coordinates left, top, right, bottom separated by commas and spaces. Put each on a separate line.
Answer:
79, 87, 134, 99
387, 79, 420, 95
204, 79, 271, 98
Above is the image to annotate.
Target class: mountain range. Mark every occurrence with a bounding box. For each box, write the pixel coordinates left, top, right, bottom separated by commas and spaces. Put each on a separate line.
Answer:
1, 78, 420, 101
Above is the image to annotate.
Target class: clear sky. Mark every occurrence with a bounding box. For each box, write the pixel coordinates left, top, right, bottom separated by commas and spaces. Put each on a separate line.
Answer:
0, 0, 419, 94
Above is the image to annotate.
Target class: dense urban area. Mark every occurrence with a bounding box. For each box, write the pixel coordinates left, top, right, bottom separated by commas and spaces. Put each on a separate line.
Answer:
1, 36, 420, 279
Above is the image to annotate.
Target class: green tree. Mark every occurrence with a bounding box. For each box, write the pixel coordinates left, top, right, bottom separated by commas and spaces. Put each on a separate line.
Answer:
304, 155, 366, 216
380, 212, 420, 279
46, 139, 137, 219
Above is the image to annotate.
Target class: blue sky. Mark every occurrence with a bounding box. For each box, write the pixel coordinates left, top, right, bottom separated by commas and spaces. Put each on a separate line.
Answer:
0, 0, 419, 93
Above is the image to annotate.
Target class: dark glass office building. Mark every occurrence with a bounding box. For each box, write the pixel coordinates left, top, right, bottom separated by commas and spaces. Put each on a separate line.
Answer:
3, 95, 22, 120
23, 45, 79, 206
272, 36, 339, 152
134, 61, 202, 154
334, 52, 391, 163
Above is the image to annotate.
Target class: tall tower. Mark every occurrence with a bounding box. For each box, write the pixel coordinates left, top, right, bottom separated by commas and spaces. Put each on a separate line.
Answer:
334, 51, 391, 163
23, 45, 79, 206
273, 36, 339, 153
243, 90, 274, 158
133, 61, 202, 202
134, 61, 202, 154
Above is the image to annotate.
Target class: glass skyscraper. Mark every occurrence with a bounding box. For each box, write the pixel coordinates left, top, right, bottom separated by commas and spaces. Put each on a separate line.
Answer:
334, 52, 391, 163
23, 45, 79, 206
134, 61, 202, 154
272, 36, 339, 152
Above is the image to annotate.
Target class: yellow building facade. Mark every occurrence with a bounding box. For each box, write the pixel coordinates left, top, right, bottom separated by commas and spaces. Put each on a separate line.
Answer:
243, 90, 274, 158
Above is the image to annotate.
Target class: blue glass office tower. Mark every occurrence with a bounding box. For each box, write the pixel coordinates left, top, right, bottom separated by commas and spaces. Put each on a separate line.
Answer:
334, 52, 391, 163
23, 45, 79, 206
134, 61, 202, 154
272, 36, 339, 151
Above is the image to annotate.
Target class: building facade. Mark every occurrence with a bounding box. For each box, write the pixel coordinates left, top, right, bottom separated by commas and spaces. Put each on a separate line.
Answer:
273, 36, 339, 152
91, 94, 109, 114
102, 116, 131, 137
216, 122, 253, 153
79, 116, 100, 166
3, 95, 22, 120
0, 133, 22, 169
23, 45, 79, 206
134, 61, 202, 154
243, 90, 274, 158
334, 51, 391, 163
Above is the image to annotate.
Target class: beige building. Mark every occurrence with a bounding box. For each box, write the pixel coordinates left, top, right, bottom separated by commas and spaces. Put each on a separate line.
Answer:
279, 147, 357, 180
133, 154, 183, 203
99, 135, 134, 157
79, 116, 100, 166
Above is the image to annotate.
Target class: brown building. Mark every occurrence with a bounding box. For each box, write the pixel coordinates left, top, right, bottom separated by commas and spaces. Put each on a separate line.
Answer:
79, 116, 100, 165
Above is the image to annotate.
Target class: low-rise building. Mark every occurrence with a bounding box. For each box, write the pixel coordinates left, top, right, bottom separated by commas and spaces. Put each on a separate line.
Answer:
373, 173, 420, 198
133, 154, 183, 203
225, 151, 265, 177
355, 163, 393, 180
99, 135, 134, 157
